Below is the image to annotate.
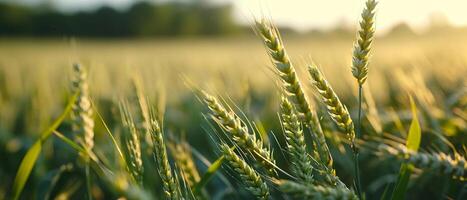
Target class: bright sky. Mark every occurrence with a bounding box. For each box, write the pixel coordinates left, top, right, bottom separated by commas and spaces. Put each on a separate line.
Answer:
20, 0, 467, 32
232, 0, 467, 33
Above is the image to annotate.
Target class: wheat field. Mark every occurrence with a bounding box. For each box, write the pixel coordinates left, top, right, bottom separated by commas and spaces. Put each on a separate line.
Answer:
1, 1, 466, 199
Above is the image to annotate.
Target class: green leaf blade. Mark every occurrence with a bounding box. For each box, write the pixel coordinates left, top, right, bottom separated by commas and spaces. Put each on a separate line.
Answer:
11, 93, 78, 200
192, 155, 225, 196
11, 141, 42, 200
406, 96, 421, 151
390, 96, 421, 200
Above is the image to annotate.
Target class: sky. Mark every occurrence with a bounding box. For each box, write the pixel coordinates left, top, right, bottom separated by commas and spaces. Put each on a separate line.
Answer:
12, 0, 467, 33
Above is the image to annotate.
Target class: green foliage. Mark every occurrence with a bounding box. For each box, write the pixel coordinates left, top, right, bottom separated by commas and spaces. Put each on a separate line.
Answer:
1, 1, 466, 199
406, 97, 421, 152
0, 1, 239, 37
193, 154, 225, 196
11, 93, 78, 200
391, 96, 421, 200
11, 139, 41, 200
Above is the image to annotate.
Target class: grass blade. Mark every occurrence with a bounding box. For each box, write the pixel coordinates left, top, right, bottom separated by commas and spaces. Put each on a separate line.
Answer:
11, 93, 78, 200
53, 131, 86, 154
192, 155, 225, 196
405, 96, 421, 152
52, 131, 114, 179
38, 164, 74, 200
11, 141, 42, 200
390, 96, 421, 200
93, 102, 126, 163
380, 182, 392, 200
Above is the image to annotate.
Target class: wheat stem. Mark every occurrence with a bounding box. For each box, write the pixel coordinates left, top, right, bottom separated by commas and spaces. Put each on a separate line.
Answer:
354, 85, 363, 198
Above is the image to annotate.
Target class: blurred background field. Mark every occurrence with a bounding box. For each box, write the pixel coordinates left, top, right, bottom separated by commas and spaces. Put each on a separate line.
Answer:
1, 32, 466, 130
0, 0, 466, 199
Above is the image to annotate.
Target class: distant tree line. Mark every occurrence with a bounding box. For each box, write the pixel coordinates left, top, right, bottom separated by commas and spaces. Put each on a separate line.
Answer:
0, 1, 458, 38
0, 1, 240, 37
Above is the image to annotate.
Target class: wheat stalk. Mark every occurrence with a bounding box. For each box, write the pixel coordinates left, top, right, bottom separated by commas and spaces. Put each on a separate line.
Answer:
308, 64, 361, 193
119, 102, 144, 185
378, 144, 466, 180
168, 140, 200, 189
351, 0, 377, 85
71, 64, 94, 152
308, 64, 355, 144
131, 76, 154, 148
200, 90, 276, 176
280, 97, 314, 183
281, 97, 345, 187
149, 116, 181, 199
71, 63, 95, 200
276, 179, 357, 200
350, 1, 378, 197
220, 143, 270, 200
255, 19, 332, 170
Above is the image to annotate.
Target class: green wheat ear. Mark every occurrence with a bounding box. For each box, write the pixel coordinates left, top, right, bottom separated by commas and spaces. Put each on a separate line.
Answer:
220, 143, 270, 200
255, 19, 332, 171
200, 90, 277, 176
167, 140, 200, 189
280, 97, 314, 183
352, 0, 377, 85
378, 144, 467, 180
308, 64, 355, 144
119, 102, 144, 185
149, 116, 181, 200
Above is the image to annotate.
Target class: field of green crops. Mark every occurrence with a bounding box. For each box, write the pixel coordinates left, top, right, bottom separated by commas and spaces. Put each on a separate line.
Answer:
1, 6, 466, 200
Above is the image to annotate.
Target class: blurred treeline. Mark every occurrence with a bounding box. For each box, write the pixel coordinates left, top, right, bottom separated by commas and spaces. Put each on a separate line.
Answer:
0, 0, 464, 38
0, 1, 239, 37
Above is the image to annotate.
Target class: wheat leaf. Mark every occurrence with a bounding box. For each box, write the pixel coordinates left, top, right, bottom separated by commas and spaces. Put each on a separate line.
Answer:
406, 96, 421, 151
192, 155, 225, 196
390, 96, 421, 200
11, 93, 78, 200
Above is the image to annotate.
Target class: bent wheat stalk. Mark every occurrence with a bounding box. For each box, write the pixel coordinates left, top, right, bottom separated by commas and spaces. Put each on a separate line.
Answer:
308, 64, 360, 192
200, 90, 276, 176
378, 144, 466, 180
255, 19, 332, 170
308, 64, 355, 143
